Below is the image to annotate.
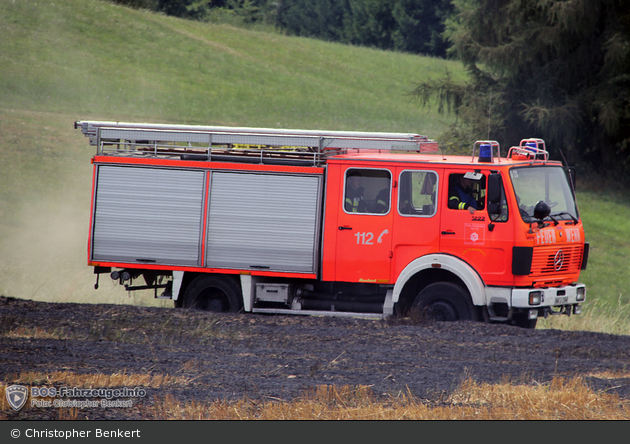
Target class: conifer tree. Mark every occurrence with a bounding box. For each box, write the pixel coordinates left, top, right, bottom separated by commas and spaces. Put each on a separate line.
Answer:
413, 0, 630, 176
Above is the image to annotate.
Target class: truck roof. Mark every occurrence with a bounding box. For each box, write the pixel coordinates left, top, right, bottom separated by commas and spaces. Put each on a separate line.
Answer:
75, 120, 556, 168
328, 151, 561, 168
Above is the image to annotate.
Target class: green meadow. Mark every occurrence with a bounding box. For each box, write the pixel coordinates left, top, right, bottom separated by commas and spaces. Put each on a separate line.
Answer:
0, 0, 628, 334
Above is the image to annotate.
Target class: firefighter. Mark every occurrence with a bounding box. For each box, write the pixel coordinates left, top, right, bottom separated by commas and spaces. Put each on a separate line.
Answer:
449, 175, 477, 214
345, 171, 367, 213
374, 187, 390, 213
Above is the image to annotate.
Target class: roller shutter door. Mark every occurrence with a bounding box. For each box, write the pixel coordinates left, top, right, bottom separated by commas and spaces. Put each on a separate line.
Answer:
91, 165, 205, 266
206, 172, 321, 273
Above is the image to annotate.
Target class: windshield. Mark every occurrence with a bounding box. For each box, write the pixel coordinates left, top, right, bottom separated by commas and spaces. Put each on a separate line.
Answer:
509, 166, 579, 223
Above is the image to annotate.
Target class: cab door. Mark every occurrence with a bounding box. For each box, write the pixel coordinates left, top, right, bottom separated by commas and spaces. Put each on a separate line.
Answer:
335, 167, 393, 283
439, 169, 511, 282
440, 170, 488, 262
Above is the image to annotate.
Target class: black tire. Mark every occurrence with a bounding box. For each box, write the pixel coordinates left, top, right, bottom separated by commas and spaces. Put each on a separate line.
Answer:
182, 275, 242, 313
411, 282, 477, 322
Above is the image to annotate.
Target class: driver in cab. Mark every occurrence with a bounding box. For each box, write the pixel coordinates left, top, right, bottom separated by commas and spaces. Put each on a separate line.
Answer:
449, 174, 477, 214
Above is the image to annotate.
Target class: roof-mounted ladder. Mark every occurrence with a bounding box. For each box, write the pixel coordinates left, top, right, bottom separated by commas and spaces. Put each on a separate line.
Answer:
74, 120, 438, 166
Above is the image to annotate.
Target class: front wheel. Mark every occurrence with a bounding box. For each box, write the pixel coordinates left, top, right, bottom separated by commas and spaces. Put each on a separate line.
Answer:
182, 275, 242, 313
411, 282, 477, 322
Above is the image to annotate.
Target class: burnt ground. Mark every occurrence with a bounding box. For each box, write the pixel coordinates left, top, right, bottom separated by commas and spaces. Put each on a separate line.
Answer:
2, 295, 630, 420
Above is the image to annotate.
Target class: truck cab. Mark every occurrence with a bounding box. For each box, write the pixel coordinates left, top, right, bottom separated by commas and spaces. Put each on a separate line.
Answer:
321, 140, 586, 327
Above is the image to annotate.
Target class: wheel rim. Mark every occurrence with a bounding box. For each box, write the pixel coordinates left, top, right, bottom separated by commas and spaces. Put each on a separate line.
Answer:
410, 282, 475, 323
197, 288, 228, 312
426, 300, 458, 322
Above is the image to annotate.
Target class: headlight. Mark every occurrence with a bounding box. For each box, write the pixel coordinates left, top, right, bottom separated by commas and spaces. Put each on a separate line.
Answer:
576, 287, 586, 301
529, 291, 542, 305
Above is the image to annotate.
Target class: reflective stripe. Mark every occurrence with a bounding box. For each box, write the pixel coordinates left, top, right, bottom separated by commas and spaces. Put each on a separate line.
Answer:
346, 197, 360, 212
449, 195, 469, 210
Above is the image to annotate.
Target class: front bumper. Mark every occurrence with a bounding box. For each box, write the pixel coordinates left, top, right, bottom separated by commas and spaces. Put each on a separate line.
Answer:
511, 284, 585, 316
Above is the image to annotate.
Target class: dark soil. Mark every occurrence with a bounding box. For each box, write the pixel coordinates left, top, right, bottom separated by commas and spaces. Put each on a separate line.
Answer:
2, 295, 630, 420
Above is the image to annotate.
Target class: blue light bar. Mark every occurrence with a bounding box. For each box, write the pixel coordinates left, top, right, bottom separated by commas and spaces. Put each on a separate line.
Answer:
478, 143, 493, 162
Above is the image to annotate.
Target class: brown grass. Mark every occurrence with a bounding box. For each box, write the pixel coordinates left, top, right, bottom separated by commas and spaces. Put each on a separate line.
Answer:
145, 377, 630, 420
1, 370, 190, 391
3, 371, 628, 420
2, 326, 65, 340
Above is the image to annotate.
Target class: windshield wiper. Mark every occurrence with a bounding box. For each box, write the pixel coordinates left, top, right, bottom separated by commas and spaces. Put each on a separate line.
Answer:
550, 212, 578, 224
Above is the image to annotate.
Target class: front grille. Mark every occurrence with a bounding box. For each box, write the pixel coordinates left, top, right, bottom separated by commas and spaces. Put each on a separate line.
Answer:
531, 244, 583, 276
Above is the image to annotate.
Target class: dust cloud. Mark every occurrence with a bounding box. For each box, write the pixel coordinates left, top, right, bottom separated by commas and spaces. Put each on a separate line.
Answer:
0, 178, 167, 308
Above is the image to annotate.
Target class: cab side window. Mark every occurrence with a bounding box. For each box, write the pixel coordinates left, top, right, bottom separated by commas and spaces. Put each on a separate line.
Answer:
488, 173, 509, 222
344, 169, 391, 214
447, 173, 486, 212
398, 170, 438, 216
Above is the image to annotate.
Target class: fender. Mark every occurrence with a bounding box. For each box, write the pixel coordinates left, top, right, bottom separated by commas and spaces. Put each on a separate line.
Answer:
393, 254, 486, 306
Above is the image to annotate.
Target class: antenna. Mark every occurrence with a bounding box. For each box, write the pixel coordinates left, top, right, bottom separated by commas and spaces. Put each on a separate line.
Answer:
558, 147, 577, 194
558, 147, 569, 167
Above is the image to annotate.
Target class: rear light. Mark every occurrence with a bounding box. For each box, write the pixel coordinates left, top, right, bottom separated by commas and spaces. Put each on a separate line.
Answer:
573, 305, 582, 315
576, 287, 586, 301
529, 291, 542, 305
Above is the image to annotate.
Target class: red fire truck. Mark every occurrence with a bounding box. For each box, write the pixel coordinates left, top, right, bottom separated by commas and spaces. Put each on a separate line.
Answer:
74, 120, 588, 328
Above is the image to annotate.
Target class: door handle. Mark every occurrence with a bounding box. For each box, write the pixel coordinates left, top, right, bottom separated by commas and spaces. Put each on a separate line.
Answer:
339, 226, 352, 230
441, 230, 456, 235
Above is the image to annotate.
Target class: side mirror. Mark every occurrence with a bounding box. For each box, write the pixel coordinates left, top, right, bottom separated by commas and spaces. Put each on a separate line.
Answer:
487, 173, 502, 215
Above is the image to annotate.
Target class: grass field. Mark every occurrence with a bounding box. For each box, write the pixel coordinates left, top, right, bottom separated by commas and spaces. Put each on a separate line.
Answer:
1, 0, 462, 131
0, 0, 628, 333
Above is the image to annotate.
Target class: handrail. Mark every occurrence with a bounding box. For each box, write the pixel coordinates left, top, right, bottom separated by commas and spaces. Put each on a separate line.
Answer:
507, 139, 549, 162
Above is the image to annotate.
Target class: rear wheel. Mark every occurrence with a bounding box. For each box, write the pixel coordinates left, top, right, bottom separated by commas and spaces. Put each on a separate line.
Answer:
411, 282, 476, 322
183, 275, 242, 313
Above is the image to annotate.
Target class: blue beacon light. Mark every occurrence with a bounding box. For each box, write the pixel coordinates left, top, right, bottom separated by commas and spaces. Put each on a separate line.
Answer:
524, 141, 539, 159
478, 143, 493, 162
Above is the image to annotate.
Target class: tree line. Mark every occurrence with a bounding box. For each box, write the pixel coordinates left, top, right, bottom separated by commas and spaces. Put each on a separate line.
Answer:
113, 0, 630, 182
112, 0, 453, 57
